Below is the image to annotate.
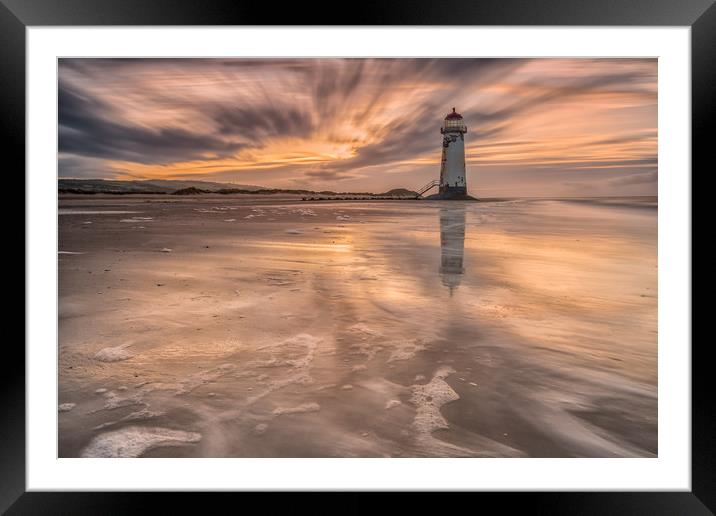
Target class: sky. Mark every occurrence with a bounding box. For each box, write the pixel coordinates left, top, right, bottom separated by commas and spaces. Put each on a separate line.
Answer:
58, 58, 657, 196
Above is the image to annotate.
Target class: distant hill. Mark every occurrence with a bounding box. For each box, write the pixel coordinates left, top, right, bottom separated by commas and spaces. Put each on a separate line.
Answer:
58, 178, 420, 199
378, 188, 418, 197
58, 178, 264, 194
171, 187, 210, 195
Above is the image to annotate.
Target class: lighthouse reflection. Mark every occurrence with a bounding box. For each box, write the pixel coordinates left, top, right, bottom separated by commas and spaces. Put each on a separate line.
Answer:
439, 205, 466, 295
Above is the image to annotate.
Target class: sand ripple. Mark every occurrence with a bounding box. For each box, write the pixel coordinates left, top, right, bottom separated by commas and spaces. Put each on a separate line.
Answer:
94, 344, 134, 362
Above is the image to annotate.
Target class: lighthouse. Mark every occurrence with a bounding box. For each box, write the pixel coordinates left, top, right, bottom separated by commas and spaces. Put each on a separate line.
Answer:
438, 108, 468, 199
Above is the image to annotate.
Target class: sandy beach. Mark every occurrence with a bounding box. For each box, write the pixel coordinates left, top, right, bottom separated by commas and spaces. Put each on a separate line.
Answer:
58, 195, 657, 458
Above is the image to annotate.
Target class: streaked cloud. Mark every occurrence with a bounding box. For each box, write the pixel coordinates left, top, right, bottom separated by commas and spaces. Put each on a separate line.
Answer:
58, 58, 657, 196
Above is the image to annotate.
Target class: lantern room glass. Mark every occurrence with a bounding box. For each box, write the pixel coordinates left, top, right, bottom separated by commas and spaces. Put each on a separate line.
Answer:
443, 118, 466, 132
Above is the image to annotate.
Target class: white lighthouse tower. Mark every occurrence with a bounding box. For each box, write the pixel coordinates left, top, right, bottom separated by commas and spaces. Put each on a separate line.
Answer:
439, 108, 468, 199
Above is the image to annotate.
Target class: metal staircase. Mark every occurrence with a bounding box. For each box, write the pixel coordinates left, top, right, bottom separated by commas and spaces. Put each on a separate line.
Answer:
415, 179, 440, 198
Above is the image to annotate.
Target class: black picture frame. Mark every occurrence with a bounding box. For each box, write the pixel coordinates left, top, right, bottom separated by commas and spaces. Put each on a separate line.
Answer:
4, 0, 708, 512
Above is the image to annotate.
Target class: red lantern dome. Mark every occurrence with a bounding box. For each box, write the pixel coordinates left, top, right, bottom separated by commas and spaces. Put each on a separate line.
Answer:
445, 107, 463, 120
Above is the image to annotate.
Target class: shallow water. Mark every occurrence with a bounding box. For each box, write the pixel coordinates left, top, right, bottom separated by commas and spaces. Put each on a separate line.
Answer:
58, 196, 657, 457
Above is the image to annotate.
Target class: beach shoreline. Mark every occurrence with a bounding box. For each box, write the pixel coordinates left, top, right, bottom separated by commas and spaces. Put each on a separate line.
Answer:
58, 195, 657, 458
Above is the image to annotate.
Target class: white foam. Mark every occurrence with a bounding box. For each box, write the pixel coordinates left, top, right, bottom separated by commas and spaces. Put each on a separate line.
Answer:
58, 403, 76, 412
175, 363, 235, 395
92, 407, 166, 431
285, 229, 303, 235
244, 335, 322, 406
347, 324, 384, 361
385, 399, 402, 410
272, 402, 320, 416
411, 366, 459, 434
253, 423, 269, 435
349, 323, 381, 337
94, 344, 135, 362
387, 339, 426, 362
59, 210, 141, 215
340, 384, 353, 390
224, 219, 236, 222
160, 248, 172, 253
405, 366, 497, 456
120, 216, 154, 223
80, 426, 202, 458
91, 390, 144, 412
257, 334, 319, 369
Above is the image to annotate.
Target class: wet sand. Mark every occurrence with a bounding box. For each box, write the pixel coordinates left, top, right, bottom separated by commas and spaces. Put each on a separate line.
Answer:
58, 195, 657, 458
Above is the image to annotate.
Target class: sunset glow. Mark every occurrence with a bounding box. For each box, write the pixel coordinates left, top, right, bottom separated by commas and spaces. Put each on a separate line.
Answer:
59, 58, 657, 195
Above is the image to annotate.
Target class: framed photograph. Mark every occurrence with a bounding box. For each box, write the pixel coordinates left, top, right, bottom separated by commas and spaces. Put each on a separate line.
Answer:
6, 0, 708, 511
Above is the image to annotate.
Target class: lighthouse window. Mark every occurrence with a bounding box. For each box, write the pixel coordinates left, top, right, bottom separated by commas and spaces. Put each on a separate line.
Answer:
444, 119, 465, 131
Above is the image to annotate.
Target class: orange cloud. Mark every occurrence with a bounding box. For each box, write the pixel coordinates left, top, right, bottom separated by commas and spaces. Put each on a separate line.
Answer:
59, 58, 657, 196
